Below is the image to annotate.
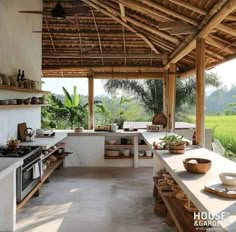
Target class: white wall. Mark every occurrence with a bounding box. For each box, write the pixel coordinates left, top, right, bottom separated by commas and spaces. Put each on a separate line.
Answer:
0, 0, 42, 145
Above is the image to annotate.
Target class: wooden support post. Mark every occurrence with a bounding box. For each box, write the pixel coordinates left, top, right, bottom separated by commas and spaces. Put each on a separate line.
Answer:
163, 70, 168, 117
88, 77, 94, 129
167, 64, 176, 132
196, 38, 205, 147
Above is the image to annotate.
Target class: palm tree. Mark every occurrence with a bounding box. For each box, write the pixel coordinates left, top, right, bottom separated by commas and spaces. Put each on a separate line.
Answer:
104, 72, 221, 115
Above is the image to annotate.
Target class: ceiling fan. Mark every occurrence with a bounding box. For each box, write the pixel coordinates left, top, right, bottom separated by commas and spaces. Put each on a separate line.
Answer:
18, 0, 80, 24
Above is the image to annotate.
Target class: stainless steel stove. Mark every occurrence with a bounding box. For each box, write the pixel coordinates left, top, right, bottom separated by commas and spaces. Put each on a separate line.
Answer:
0, 146, 42, 202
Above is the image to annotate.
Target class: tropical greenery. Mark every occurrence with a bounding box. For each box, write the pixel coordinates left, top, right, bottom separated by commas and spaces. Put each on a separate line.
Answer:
104, 71, 221, 117
41, 86, 88, 129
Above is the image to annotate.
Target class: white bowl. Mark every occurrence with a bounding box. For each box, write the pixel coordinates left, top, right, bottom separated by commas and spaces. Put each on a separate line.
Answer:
219, 173, 236, 186
105, 150, 120, 157
138, 151, 144, 157
146, 150, 152, 157
123, 149, 130, 156
107, 140, 116, 145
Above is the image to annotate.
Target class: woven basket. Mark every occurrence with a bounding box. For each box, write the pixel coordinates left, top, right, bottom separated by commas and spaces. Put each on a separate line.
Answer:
166, 211, 175, 227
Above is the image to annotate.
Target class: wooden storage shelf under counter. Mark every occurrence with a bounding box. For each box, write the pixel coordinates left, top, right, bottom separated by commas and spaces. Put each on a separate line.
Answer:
104, 155, 134, 159
0, 84, 50, 94
17, 158, 64, 210
0, 104, 49, 109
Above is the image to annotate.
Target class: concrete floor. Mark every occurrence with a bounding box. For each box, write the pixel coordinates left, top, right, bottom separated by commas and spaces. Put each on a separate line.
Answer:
16, 167, 174, 232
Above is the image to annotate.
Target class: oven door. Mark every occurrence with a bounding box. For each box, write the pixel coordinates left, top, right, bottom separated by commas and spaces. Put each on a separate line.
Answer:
16, 159, 42, 203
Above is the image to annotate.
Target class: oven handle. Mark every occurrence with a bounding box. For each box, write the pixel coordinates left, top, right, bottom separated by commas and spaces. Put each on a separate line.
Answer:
23, 160, 41, 172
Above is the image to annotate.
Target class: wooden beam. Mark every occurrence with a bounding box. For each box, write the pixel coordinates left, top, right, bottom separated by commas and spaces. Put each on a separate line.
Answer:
91, 9, 104, 66
122, 26, 127, 65
164, 0, 236, 69
88, 77, 94, 129
84, 0, 179, 44
170, 25, 197, 35
43, 66, 163, 73
217, 23, 236, 37
119, 3, 126, 22
158, 21, 185, 30
75, 15, 84, 66
167, 64, 176, 132
139, 0, 198, 26
43, 53, 167, 59
167, 0, 207, 15
81, 0, 160, 54
117, 0, 171, 22
206, 36, 235, 54
162, 70, 168, 117
93, 72, 163, 79
196, 38, 205, 147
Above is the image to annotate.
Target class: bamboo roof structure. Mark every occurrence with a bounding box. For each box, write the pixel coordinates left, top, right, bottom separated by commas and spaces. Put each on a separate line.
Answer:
41, 0, 236, 78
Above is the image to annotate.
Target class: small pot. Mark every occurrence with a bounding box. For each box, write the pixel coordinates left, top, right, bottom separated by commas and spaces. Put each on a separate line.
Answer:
16, 99, 24, 105
38, 97, 44, 104
24, 98, 31, 105
8, 99, 17, 105
168, 143, 186, 154
31, 97, 39, 104
0, 99, 9, 105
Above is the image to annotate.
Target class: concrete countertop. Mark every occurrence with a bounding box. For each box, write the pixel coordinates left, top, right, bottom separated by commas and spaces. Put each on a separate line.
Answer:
154, 148, 236, 232
0, 158, 23, 180
20, 131, 68, 150
68, 129, 142, 136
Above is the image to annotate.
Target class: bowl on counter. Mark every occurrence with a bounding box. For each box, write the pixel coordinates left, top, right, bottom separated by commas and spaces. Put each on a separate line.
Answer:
123, 149, 130, 157
138, 151, 145, 157
183, 158, 212, 174
107, 139, 116, 145
219, 172, 236, 186
105, 150, 120, 157
146, 150, 152, 157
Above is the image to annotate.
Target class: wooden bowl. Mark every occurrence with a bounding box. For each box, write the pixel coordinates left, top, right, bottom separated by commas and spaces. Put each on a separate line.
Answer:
183, 158, 212, 174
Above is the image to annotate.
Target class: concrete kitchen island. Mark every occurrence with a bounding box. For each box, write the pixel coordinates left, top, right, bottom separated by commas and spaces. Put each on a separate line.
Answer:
0, 158, 23, 232
63, 130, 171, 168
153, 148, 236, 232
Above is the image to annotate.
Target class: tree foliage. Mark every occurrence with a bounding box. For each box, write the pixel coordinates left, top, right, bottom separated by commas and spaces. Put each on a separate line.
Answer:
104, 71, 221, 115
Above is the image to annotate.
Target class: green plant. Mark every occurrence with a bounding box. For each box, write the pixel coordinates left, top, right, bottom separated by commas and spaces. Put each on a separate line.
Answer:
160, 135, 185, 147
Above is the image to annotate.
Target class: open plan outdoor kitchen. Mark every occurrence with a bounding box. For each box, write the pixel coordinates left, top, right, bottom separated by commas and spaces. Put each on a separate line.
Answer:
1, 0, 236, 232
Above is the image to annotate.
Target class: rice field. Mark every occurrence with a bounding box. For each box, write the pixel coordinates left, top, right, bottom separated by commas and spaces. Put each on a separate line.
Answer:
189, 115, 236, 153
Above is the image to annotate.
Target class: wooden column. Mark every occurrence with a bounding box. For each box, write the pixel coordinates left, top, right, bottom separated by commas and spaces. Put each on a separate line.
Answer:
163, 70, 168, 117
88, 77, 94, 129
196, 38, 205, 147
167, 64, 176, 132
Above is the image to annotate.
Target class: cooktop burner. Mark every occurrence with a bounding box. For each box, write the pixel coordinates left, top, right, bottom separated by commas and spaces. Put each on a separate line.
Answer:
0, 146, 40, 158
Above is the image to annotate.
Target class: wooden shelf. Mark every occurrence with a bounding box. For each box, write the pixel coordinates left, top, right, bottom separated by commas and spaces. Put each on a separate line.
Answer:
0, 104, 49, 109
138, 156, 153, 159
158, 189, 206, 232
42, 143, 64, 160
0, 84, 50, 94
104, 155, 133, 159
17, 158, 64, 210
105, 144, 150, 148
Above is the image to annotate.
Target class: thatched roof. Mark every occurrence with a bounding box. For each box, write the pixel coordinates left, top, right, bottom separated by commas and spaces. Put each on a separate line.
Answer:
41, 0, 236, 78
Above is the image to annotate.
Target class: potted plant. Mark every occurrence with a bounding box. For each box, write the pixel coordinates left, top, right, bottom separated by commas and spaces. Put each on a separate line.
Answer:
160, 135, 186, 154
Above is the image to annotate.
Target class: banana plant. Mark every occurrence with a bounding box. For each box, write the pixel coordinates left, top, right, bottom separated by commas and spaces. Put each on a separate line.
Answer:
63, 86, 79, 108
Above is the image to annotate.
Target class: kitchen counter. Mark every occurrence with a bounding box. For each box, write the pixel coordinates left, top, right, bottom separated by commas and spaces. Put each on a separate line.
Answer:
0, 158, 23, 180
20, 131, 68, 150
0, 158, 23, 231
154, 148, 236, 232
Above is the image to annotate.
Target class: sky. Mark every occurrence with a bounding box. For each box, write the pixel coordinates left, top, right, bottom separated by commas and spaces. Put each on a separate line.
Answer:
42, 59, 236, 96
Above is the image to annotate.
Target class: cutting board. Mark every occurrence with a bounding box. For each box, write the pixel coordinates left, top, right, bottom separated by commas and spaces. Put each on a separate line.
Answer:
18, 122, 27, 141
204, 183, 236, 199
